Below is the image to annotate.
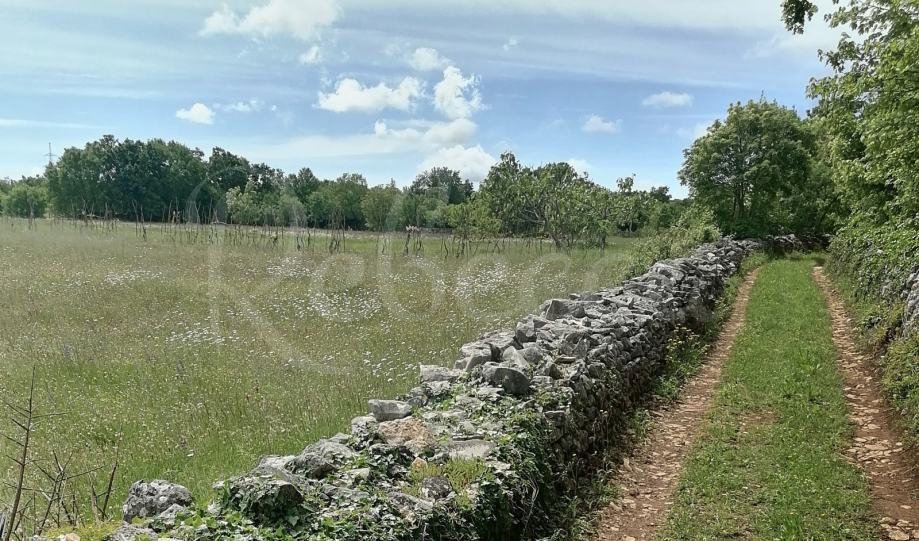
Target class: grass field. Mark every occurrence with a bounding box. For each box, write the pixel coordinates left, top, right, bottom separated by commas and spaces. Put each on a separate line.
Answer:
0, 218, 644, 516
660, 257, 875, 540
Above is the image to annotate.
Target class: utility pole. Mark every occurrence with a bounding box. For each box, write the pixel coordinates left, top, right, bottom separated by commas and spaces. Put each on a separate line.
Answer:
45, 142, 57, 166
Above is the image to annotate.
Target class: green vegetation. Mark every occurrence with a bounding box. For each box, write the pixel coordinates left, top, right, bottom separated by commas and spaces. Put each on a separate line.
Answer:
0, 176, 48, 218
471, 154, 687, 249
405, 458, 492, 507
5, 135, 690, 251
784, 0, 918, 227
828, 224, 919, 445
682, 0, 919, 457
660, 258, 875, 540
0, 218, 651, 518
679, 99, 837, 236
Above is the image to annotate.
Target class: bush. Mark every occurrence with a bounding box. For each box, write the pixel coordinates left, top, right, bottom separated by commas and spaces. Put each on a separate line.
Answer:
828, 224, 919, 300
626, 204, 721, 277
3, 183, 49, 217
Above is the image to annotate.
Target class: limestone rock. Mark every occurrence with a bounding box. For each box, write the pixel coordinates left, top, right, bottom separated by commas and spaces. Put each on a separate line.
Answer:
455, 342, 493, 371
377, 417, 435, 454
445, 439, 496, 460
222, 472, 304, 523
350, 415, 379, 442
419, 476, 454, 500
368, 399, 413, 422
105, 524, 158, 541
122, 480, 192, 522
287, 439, 356, 478
483, 364, 531, 396
419, 365, 463, 383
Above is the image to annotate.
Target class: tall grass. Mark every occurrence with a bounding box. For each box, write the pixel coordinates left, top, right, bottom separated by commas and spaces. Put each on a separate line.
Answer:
0, 217, 646, 516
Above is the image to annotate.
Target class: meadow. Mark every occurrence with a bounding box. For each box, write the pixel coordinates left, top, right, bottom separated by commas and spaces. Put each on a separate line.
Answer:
0, 218, 644, 514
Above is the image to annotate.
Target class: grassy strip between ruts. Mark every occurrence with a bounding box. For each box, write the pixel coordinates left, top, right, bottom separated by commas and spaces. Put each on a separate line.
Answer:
659, 257, 877, 540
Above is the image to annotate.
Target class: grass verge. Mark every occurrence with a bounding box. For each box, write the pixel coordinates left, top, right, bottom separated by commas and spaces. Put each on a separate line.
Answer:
659, 258, 876, 540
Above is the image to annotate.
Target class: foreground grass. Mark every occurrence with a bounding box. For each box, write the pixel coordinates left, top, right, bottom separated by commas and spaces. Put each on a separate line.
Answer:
660, 258, 876, 540
0, 218, 643, 518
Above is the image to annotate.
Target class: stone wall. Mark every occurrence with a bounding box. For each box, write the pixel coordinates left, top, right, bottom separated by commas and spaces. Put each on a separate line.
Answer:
903, 271, 919, 338
827, 225, 919, 337
107, 238, 764, 541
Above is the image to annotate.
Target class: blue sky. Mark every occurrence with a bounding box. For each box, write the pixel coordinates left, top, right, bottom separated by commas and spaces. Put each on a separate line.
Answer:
0, 0, 840, 196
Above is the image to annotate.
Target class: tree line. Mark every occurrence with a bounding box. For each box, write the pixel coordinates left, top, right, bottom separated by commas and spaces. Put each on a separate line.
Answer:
0, 136, 689, 247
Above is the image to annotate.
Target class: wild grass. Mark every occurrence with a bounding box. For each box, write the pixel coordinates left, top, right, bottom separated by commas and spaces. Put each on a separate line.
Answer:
0, 217, 644, 521
405, 458, 492, 507
659, 258, 876, 540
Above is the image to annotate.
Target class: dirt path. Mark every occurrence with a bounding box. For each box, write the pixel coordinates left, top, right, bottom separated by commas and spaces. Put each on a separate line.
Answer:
593, 269, 760, 541
813, 267, 919, 541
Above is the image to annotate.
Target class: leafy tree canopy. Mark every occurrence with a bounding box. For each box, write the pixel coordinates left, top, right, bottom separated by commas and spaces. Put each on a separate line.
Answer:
679, 98, 837, 236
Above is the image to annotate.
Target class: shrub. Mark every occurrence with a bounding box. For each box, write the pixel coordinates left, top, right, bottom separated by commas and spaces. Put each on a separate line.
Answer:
3, 182, 49, 218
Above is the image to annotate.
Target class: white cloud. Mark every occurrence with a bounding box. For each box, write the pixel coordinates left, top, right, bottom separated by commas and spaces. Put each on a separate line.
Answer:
200, 0, 340, 41
582, 114, 620, 134
502, 37, 518, 51
200, 5, 239, 35
418, 145, 496, 182
240, 114, 483, 170
176, 103, 215, 124
243, 118, 478, 160
433, 67, 482, 120
317, 77, 423, 113
567, 158, 591, 174
216, 99, 266, 113
409, 47, 450, 71
299, 45, 322, 65
374, 118, 476, 148
677, 120, 715, 140
642, 91, 693, 108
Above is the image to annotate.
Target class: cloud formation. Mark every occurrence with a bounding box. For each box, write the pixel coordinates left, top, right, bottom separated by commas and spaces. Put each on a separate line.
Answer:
176, 103, 215, 124
677, 120, 715, 140
373, 118, 477, 149
317, 77, 423, 113
215, 99, 267, 113
299, 45, 322, 65
418, 144, 496, 182
642, 91, 693, 108
200, 0, 339, 41
433, 67, 482, 120
582, 114, 620, 134
409, 47, 450, 71
566, 158, 591, 174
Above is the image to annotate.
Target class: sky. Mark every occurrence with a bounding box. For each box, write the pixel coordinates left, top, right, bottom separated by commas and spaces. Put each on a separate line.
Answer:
0, 0, 841, 196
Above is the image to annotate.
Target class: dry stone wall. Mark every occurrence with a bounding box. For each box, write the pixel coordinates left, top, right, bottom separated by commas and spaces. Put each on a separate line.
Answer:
104, 238, 764, 541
